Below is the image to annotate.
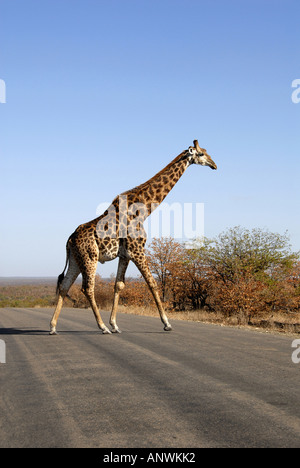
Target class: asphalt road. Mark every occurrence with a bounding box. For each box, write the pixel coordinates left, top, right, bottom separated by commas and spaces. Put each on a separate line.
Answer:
0, 307, 300, 448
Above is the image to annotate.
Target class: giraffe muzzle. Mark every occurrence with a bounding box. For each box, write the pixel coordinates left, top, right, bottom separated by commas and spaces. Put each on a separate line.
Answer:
210, 160, 217, 170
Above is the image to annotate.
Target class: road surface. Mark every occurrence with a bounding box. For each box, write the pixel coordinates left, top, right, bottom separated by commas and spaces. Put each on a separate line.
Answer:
0, 307, 300, 448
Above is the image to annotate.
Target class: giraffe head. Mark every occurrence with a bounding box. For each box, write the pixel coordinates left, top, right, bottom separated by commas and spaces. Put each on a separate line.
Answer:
187, 140, 217, 170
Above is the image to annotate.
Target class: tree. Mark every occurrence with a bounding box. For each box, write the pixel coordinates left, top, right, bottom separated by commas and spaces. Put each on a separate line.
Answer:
177, 247, 214, 310
196, 226, 298, 284
191, 227, 300, 323
146, 237, 184, 303
146, 237, 213, 310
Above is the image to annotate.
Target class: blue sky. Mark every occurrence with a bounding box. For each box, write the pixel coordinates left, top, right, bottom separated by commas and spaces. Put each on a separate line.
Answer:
0, 0, 299, 277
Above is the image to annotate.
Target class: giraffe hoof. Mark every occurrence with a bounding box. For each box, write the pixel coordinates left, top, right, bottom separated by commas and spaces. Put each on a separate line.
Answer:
49, 329, 58, 335
111, 327, 122, 334
101, 327, 112, 335
164, 325, 172, 331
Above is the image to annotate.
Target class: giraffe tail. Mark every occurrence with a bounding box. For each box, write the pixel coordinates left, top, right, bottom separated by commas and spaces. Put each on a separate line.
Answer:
56, 237, 71, 295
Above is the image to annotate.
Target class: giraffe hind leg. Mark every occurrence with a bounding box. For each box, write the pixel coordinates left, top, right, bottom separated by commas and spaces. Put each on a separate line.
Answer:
50, 252, 80, 335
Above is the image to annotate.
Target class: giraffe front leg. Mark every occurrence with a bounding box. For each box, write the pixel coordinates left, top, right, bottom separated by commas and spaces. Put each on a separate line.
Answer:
100, 324, 112, 334
110, 257, 129, 333
83, 286, 112, 334
110, 280, 124, 333
82, 263, 112, 335
82, 284, 111, 334
131, 253, 172, 332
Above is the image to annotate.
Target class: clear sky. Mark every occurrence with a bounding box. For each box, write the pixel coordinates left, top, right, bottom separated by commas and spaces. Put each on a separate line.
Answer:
0, 0, 299, 277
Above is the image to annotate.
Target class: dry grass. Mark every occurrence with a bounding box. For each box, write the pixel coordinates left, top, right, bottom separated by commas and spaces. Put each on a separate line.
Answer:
117, 304, 300, 335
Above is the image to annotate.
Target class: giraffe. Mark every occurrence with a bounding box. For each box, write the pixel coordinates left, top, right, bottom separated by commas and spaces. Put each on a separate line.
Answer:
50, 140, 217, 335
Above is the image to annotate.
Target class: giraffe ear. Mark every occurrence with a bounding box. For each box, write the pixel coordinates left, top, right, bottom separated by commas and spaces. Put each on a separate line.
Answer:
193, 140, 201, 152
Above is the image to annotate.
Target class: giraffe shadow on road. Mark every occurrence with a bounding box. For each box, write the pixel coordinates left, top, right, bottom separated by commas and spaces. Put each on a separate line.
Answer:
0, 326, 168, 336
0, 328, 106, 336
0, 327, 49, 335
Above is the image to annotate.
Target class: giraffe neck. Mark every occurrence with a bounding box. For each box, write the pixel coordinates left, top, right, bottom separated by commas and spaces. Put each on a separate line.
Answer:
94, 150, 191, 241
122, 150, 190, 214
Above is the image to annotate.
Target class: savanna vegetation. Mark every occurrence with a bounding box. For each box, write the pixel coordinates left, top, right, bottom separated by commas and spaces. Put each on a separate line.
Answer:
1, 227, 300, 333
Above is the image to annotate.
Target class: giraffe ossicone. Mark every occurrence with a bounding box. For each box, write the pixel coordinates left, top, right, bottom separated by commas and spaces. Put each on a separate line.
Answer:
49, 140, 217, 335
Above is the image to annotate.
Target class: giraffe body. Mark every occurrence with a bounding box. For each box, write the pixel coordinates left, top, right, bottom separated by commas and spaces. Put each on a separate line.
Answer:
50, 140, 217, 335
